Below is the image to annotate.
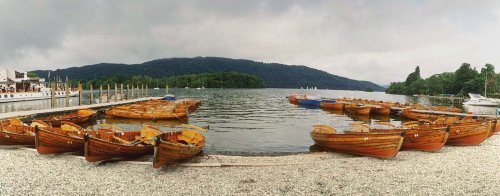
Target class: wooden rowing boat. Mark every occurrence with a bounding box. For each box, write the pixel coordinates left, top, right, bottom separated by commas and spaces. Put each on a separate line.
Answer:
310, 124, 405, 158
153, 124, 207, 168
0, 119, 49, 146
83, 125, 159, 162
105, 108, 188, 120
487, 119, 499, 138
344, 104, 371, 116
34, 121, 97, 154
320, 102, 345, 110
40, 109, 97, 127
400, 109, 439, 121
370, 106, 391, 116
445, 121, 491, 146
368, 123, 450, 152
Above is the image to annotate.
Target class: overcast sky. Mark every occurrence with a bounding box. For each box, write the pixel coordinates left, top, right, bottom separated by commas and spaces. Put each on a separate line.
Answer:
0, 0, 499, 84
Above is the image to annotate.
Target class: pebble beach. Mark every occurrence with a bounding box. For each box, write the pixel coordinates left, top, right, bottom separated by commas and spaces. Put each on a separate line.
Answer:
0, 135, 498, 195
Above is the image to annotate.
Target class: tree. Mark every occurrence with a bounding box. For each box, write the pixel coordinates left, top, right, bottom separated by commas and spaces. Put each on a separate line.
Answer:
405, 66, 421, 86
480, 63, 496, 96
27, 72, 38, 78
452, 63, 478, 94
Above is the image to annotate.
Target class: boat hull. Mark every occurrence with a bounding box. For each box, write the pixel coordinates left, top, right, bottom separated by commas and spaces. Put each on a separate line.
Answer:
487, 120, 499, 138
298, 99, 321, 107
371, 107, 391, 116
34, 127, 85, 154
446, 122, 491, 146
320, 102, 344, 110
84, 135, 153, 162
310, 132, 404, 158
105, 109, 187, 120
153, 133, 204, 168
0, 125, 35, 145
371, 127, 449, 152
0, 131, 34, 145
345, 105, 371, 116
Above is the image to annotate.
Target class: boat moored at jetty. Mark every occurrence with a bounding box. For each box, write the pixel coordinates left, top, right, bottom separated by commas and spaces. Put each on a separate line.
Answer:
0, 68, 78, 103
463, 93, 499, 107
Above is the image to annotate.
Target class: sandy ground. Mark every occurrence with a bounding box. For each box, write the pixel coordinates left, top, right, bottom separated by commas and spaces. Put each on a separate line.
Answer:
0, 135, 499, 195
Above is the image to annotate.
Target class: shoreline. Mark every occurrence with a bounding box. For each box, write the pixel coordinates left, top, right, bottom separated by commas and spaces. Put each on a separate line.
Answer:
0, 135, 499, 195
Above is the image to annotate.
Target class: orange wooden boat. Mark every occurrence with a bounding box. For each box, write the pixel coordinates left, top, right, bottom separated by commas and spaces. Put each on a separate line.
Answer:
287, 94, 301, 104
310, 124, 405, 158
369, 124, 450, 152
40, 109, 97, 126
400, 109, 439, 121
445, 121, 491, 146
320, 102, 345, 110
34, 121, 97, 154
105, 108, 187, 120
84, 125, 159, 162
487, 119, 499, 138
370, 106, 391, 116
0, 119, 49, 146
153, 124, 206, 168
344, 104, 371, 116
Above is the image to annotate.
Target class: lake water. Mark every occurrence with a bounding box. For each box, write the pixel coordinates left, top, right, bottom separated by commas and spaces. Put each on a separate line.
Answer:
0, 88, 497, 154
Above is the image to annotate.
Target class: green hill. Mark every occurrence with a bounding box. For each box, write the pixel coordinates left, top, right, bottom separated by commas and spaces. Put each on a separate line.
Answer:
33, 57, 384, 91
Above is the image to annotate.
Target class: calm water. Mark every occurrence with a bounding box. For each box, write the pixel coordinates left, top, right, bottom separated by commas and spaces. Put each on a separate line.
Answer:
0, 88, 497, 154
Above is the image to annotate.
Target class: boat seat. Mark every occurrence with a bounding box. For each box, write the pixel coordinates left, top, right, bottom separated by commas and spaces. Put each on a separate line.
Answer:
178, 130, 204, 145
347, 124, 370, 133
312, 124, 337, 134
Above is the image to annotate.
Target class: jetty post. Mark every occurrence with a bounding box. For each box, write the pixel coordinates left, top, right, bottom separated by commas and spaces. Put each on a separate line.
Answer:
99, 84, 103, 104
146, 85, 148, 97
107, 84, 110, 103
89, 82, 93, 105
78, 82, 82, 106
65, 80, 70, 107
50, 81, 55, 108
114, 83, 118, 102
120, 83, 123, 101
166, 84, 169, 94
130, 83, 134, 99
126, 84, 129, 100
141, 84, 144, 98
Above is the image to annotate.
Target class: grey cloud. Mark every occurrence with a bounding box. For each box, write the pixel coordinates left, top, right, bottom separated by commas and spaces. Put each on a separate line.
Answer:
0, 0, 499, 84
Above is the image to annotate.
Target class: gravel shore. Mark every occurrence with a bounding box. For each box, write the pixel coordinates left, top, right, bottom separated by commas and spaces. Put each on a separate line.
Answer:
0, 135, 499, 195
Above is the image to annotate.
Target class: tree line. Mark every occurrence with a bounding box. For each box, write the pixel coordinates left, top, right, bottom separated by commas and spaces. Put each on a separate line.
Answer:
65, 72, 265, 89
385, 63, 499, 97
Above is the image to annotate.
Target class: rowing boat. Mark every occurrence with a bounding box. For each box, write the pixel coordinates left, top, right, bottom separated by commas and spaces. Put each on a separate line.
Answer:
34, 121, 97, 154
153, 124, 207, 168
83, 125, 159, 162
367, 123, 450, 152
0, 119, 49, 146
310, 124, 405, 158
344, 104, 371, 116
40, 109, 97, 127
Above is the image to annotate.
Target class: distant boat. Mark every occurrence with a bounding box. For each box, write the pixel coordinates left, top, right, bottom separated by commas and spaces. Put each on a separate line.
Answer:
153, 87, 159, 90
463, 93, 499, 107
0, 68, 78, 103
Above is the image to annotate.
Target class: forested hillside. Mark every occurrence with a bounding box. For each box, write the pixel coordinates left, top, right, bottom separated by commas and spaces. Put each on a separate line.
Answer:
33, 57, 384, 91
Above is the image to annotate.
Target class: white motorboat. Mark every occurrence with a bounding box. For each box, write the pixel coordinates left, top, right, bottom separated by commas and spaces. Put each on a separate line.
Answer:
463, 93, 499, 107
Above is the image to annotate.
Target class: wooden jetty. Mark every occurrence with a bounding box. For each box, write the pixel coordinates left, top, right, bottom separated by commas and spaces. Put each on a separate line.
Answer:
390, 107, 499, 118
0, 97, 163, 120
